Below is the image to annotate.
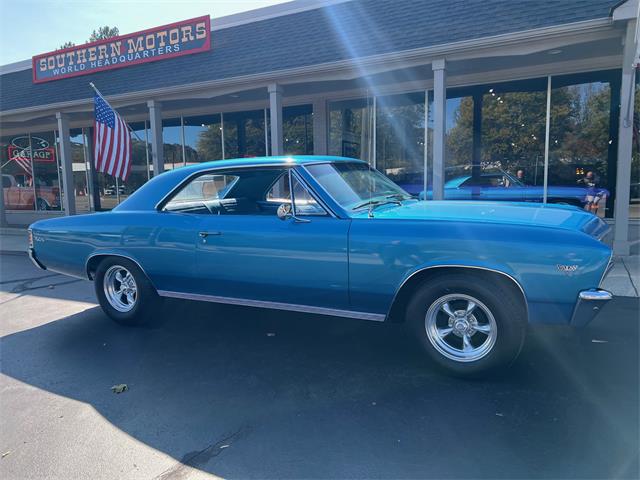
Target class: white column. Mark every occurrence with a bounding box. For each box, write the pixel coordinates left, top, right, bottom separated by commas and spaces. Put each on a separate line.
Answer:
268, 84, 283, 156
613, 19, 637, 256
432, 59, 447, 200
147, 100, 164, 175
312, 99, 328, 155
55, 112, 76, 216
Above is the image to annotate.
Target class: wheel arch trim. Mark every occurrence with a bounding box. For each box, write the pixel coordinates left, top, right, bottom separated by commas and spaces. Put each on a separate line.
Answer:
85, 251, 156, 291
386, 264, 529, 322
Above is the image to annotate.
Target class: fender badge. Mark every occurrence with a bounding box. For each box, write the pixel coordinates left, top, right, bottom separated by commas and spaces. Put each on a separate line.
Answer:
557, 264, 578, 273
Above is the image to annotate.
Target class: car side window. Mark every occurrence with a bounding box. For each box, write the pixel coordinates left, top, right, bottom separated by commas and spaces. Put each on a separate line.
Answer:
164, 174, 238, 214
265, 172, 327, 216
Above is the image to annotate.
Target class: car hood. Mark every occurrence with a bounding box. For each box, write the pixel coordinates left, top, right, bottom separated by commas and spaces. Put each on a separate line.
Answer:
352, 200, 609, 238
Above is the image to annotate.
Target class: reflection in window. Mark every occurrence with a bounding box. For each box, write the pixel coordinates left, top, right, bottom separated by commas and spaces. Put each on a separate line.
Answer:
445, 95, 473, 183
33, 131, 63, 211
223, 110, 267, 158
283, 105, 313, 155
328, 98, 374, 161
481, 80, 547, 189
69, 128, 92, 213
1, 133, 38, 210
550, 77, 611, 216
375, 92, 425, 195
163, 118, 183, 170
183, 114, 223, 163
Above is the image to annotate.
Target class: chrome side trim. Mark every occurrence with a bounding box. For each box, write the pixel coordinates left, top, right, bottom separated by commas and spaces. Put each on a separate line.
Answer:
157, 290, 385, 322
388, 265, 529, 321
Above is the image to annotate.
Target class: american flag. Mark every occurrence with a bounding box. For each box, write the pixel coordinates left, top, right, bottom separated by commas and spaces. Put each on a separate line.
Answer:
93, 94, 132, 181
10, 150, 33, 178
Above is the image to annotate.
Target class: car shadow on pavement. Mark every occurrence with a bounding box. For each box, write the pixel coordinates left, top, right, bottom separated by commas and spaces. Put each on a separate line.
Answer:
1, 297, 638, 479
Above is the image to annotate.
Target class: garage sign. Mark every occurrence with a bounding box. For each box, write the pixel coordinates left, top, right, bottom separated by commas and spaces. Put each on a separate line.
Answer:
32, 16, 211, 84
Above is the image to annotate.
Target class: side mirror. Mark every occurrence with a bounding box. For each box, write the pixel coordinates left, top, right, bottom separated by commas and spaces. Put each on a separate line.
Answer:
277, 203, 292, 221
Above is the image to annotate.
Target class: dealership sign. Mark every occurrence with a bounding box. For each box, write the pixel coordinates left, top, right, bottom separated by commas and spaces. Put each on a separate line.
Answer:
32, 16, 211, 83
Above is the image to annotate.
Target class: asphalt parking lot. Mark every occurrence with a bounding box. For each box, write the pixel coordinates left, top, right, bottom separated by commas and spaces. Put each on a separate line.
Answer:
0, 252, 638, 479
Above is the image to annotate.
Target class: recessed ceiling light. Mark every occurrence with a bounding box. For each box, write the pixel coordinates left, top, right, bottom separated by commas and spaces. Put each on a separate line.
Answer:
548, 49, 562, 55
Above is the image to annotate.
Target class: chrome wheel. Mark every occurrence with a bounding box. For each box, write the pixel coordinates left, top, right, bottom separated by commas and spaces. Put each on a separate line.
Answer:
425, 293, 497, 363
103, 265, 138, 313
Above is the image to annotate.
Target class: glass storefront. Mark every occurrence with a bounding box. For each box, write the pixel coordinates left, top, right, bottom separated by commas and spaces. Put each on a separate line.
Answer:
283, 105, 313, 155
1, 131, 62, 211
223, 109, 268, 158
183, 114, 223, 164
328, 98, 374, 161
375, 92, 426, 195
68, 129, 92, 213
549, 75, 613, 216
1, 82, 623, 217
163, 118, 184, 171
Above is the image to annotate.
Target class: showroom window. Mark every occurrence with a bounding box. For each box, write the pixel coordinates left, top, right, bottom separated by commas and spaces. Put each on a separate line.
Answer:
549, 74, 613, 215
183, 114, 223, 164
163, 118, 184, 170
375, 92, 426, 195
1, 131, 64, 212
283, 105, 314, 155
223, 109, 268, 158
328, 98, 374, 162
68, 128, 92, 213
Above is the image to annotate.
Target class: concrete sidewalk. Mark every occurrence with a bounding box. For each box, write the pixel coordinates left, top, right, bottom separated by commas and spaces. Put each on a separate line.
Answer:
1, 226, 638, 297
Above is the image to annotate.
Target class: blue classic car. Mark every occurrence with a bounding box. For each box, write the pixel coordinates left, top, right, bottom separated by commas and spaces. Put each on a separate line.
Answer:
28, 156, 613, 376
418, 170, 610, 211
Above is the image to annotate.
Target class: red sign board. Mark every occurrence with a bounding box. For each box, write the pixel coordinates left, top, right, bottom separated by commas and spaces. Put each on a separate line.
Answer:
32, 16, 211, 84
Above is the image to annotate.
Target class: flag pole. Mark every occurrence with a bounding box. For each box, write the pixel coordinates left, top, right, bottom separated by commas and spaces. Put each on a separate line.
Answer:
89, 82, 145, 143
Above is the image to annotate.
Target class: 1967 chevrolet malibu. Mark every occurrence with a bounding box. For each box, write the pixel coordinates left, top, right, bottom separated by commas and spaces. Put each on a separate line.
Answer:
28, 156, 613, 376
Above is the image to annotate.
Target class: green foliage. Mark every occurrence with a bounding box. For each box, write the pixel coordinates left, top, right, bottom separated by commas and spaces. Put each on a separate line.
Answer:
88, 26, 120, 43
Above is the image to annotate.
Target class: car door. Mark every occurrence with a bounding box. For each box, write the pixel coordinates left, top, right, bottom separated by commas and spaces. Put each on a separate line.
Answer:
184, 167, 350, 309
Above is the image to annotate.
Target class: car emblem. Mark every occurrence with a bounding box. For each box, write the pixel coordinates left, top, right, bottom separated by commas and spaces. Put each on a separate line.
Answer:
557, 264, 578, 273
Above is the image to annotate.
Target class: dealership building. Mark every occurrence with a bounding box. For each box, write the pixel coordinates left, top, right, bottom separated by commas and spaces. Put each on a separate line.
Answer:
0, 0, 638, 254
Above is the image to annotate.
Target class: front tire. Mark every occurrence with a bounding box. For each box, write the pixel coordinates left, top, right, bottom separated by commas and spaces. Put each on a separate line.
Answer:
94, 257, 161, 326
406, 272, 526, 377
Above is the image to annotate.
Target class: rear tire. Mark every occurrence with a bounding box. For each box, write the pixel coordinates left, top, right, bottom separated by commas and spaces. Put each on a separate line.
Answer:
94, 257, 161, 326
406, 272, 526, 377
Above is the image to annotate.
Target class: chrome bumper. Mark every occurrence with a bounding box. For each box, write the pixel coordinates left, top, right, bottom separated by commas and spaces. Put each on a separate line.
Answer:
570, 289, 613, 327
28, 247, 46, 271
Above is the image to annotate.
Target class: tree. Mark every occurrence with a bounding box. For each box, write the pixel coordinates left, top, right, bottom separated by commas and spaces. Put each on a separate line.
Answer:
88, 26, 120, 42
59, 26, 119, 50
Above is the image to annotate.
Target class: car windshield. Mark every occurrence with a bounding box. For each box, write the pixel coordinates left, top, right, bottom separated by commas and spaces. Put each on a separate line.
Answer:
305, 162, 411, 210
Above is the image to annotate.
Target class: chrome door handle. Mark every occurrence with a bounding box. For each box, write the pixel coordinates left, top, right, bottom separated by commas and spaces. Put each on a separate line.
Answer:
199, 231, 222, 238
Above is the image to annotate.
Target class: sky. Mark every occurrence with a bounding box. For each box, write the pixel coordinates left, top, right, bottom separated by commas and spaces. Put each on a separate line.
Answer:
0, 0, 291, 66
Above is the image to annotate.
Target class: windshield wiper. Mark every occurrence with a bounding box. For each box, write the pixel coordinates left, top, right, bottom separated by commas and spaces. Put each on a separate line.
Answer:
352, 198, 402, 211
385, 193, 411, 201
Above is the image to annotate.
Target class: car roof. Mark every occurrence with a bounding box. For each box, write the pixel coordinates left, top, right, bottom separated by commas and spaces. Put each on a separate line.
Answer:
115, 155, 364, 212
172, 155, 364, 173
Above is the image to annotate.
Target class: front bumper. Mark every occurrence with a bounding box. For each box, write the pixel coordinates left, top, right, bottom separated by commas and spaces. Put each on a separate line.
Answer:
28, 247, 47, 271
570, 289, 612, 327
